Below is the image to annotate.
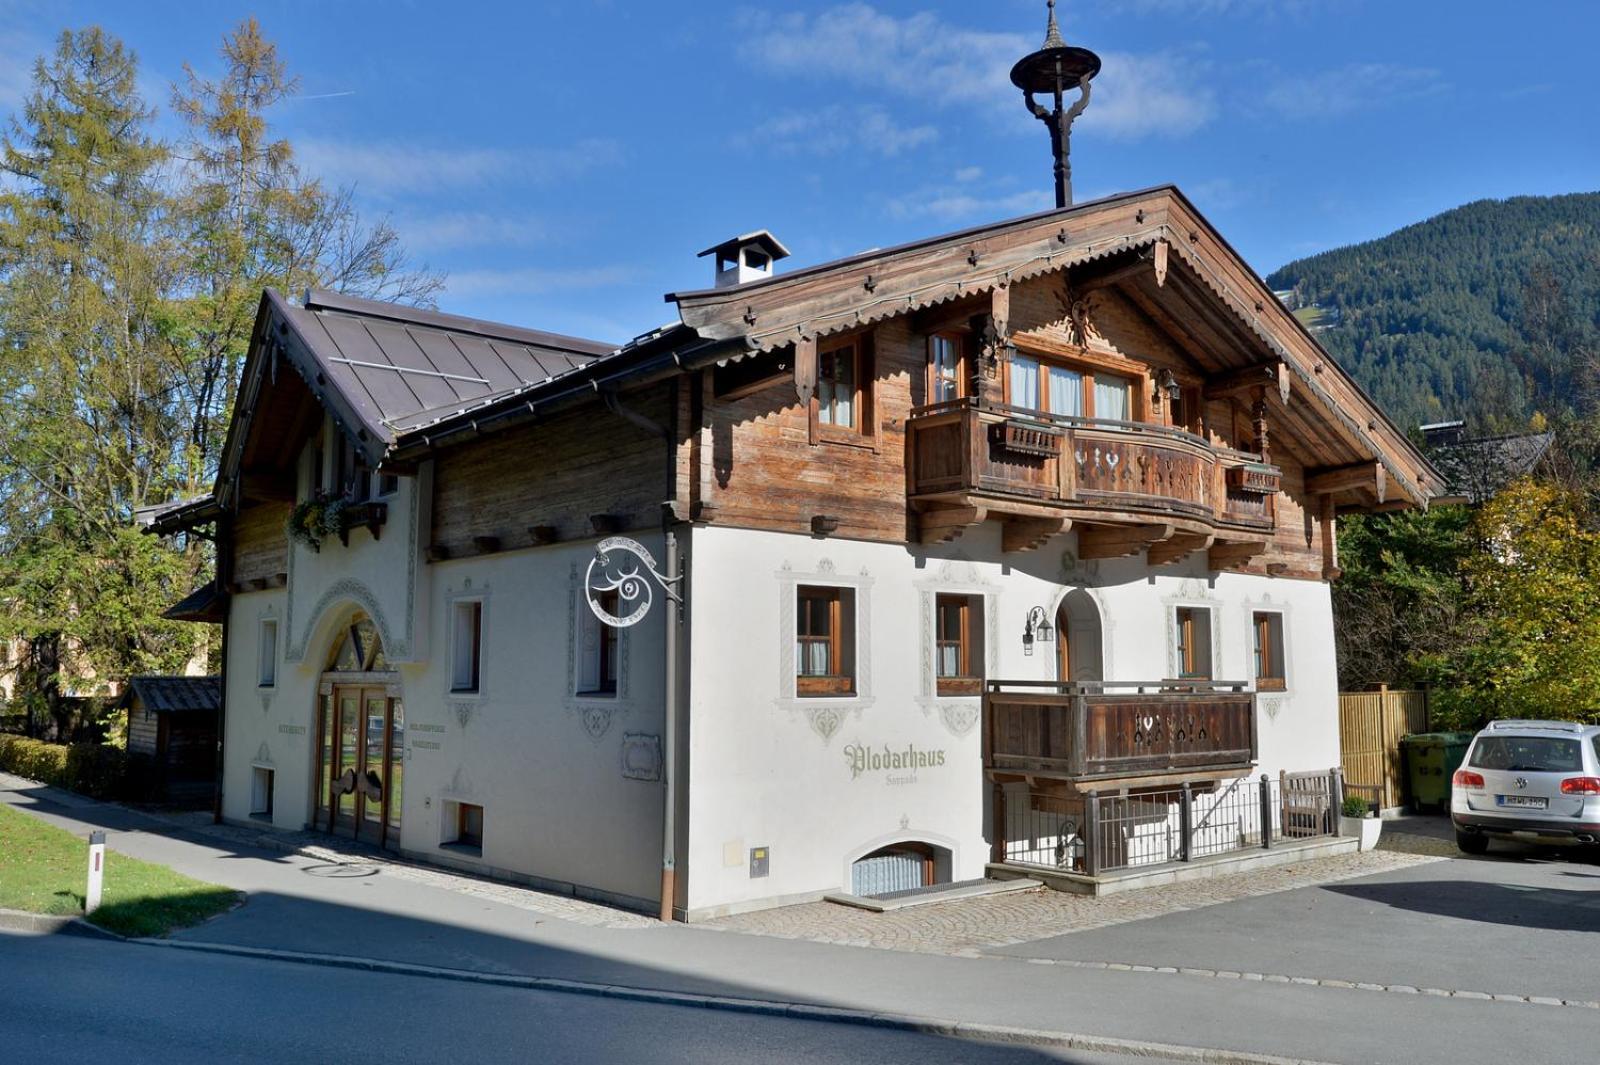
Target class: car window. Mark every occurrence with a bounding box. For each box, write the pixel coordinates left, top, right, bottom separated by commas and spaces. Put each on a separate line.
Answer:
1469, 735, 1583, 773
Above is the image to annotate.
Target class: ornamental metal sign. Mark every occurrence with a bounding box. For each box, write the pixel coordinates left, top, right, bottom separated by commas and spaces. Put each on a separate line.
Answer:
585, 536, 682, 629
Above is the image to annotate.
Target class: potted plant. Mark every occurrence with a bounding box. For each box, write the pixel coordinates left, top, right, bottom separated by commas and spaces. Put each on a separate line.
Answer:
1340, 795, 1383, 851
287, 493, 354, 553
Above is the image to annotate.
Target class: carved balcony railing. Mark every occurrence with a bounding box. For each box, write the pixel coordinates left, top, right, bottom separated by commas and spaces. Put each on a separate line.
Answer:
981, 679, 1257, 783
908, 400, 1277, 532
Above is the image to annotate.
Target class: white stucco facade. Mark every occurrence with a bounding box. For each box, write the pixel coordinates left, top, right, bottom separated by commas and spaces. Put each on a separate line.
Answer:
222, 471, 668, 912
680, 522, 1340, 918
221, 508, 1339, 919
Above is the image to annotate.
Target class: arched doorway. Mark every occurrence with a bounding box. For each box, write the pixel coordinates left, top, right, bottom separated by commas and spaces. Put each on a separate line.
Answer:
1055, 589, 1104, 683
312, 613, 403, 850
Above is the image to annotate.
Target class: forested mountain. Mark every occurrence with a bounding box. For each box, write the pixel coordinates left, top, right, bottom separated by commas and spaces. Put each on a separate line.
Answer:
1266, 193, 1600, 433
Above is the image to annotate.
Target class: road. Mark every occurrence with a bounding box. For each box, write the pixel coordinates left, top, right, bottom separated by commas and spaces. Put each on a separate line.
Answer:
5, 778, 1599, 1064
0, 932, 1180, 1065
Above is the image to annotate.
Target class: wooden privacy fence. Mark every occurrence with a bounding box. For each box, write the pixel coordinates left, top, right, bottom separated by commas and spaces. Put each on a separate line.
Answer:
1339, 688, 1428, 810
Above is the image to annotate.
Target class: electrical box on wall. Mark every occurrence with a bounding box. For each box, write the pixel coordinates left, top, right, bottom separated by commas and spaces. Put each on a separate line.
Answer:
749, 846, 770, 878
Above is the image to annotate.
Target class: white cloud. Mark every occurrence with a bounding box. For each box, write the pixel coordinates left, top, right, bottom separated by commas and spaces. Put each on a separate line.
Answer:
293, 137, 623, 197
886, 184, 1051, 224
1080, 50, 1216, 140
1110, 0, 1325, 14
747, 104, 937, 158
740, 4, 1020, 109
441, 264, 637, 300
392, 211, 550, 253
739, 4, 1212, 140
954, 166, 984, 183
1263, 63, 1447, 119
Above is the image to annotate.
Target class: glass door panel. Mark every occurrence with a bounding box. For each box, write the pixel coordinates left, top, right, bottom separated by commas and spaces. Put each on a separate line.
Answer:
317, 694, 334, 831
336, 693, 358, 831
359, 691, 387, 844
387, 699, 404, 842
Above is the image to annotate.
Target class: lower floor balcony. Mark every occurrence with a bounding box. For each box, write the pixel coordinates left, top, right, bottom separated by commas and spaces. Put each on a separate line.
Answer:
982, 679, 1258, 785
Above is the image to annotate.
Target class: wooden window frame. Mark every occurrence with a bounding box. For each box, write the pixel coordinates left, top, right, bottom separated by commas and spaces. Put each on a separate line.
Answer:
926, 332, 967, 405
796, 586, 855, 697
1253, 611, 1286, 691
1004, 346, 1146, 423
810, 333, 878, 450
450, 600, 483, 694
935, 594, 981, 697
1175, 606, 1212, 680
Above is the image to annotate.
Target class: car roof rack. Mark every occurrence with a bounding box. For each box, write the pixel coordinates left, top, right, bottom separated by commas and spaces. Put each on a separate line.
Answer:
1485, 719, 1588, 733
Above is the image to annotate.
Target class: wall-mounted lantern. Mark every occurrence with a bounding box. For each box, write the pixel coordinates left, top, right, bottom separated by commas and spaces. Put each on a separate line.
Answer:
1022, 605, 1056, 656
1154, 368, 1181, 410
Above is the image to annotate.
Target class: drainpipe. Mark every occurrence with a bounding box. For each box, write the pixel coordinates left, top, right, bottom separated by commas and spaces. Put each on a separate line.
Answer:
600, 386, 686, 922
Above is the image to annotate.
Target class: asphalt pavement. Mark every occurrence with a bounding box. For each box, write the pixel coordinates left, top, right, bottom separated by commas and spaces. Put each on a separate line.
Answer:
4, 776, 1598, 1065
0, 932, 1173, 1065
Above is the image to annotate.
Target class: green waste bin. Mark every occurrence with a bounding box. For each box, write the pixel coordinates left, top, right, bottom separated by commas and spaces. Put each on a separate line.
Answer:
1401, 731, 1475, 813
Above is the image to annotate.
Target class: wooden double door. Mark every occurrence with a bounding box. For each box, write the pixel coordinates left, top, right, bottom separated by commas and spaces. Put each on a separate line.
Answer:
315, 684, 404, 849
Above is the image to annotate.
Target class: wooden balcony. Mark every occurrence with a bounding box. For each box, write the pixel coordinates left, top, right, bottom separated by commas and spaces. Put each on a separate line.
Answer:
982, 680, 1257, 786
908, 400, 1278, 544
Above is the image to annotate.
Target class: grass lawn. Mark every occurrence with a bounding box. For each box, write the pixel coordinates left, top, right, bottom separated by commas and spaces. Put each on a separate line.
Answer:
0, 803, 240, 937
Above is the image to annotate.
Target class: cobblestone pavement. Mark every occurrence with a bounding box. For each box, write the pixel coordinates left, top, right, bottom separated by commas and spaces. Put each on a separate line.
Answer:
1375, 829, 1459, 858
150, 809, 656, 929
702, 849, 1444, 956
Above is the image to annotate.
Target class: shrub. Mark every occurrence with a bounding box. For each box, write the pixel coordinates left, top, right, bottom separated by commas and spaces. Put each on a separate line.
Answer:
0, 735, 162, 801
1342, 795, 1371, 819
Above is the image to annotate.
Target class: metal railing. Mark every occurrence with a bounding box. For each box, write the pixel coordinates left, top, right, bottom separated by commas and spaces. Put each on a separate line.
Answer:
994, 769, 1343, 877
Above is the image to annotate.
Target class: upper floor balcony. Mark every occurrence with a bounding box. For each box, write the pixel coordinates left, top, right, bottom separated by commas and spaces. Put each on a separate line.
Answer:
907, 399, 1280, 557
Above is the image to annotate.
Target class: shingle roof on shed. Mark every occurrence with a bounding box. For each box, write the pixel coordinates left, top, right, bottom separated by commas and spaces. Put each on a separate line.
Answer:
119, 676, 222, 714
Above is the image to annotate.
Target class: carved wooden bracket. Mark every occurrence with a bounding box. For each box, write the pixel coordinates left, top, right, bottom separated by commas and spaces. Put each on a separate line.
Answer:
1207, 539, 1269, 571
917, 504, 987, 545
1154, 239, 1169, 288
1147, 532, 1214, 567
794, 334, 817, 406
1078, 523, 1174, 560
1002, 517, 1070, 554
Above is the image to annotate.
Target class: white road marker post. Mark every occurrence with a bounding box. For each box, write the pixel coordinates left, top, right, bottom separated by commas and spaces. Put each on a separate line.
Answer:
85, 831, 106, 915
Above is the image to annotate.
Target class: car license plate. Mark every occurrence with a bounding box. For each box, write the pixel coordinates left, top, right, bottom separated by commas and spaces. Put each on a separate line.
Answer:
1497, 795, 1548, 809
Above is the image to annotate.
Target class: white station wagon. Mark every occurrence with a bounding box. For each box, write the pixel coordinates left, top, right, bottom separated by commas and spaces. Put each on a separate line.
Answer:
1451, 720, 1600, 855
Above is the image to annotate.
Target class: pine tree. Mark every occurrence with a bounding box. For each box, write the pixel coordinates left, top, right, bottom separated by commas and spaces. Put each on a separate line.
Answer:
0, 28, 193, 735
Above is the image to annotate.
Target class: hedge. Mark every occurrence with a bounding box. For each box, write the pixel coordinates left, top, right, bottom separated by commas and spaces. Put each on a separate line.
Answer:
0, 735, 162, 801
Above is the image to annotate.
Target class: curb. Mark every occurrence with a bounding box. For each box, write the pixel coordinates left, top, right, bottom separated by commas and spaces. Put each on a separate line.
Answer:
135, 937, 1333, 1065
0, 907, 124, 940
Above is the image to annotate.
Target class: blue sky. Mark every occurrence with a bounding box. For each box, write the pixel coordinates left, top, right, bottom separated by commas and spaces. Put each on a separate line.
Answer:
3, 1, 1596, 345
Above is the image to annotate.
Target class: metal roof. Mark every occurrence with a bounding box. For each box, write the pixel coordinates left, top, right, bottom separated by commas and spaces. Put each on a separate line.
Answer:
281, 289, 616, 445
119, 675, 221, 714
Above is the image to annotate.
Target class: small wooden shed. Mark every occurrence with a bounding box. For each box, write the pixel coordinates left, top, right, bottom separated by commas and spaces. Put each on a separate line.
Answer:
121, 676, 221, 782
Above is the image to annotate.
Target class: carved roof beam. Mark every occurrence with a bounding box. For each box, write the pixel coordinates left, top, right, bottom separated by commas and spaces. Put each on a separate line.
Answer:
1307, 460, 1386, 503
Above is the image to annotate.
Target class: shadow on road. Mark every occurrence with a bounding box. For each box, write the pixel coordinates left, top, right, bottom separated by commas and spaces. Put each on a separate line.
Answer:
3, 778, 1106, 1064
1325, 877, 1600, 934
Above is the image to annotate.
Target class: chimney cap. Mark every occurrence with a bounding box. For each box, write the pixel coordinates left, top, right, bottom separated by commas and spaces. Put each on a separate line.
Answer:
697, 230, 792, 262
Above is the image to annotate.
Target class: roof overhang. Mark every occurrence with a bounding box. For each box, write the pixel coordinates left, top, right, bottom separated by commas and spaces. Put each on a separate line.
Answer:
667, 184, 1444, 508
